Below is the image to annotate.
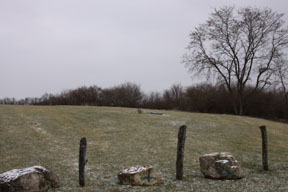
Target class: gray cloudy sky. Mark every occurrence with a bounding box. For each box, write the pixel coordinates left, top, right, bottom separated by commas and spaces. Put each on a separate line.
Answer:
1, 0, 288, 99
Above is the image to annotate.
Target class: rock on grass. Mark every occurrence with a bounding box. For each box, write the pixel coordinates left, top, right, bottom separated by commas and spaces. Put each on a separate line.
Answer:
0, 166, 59, 192
199, 152, 244, 180
118, 165, 163, 186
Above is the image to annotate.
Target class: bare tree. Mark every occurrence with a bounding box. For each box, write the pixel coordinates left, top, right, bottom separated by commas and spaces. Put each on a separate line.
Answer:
163, 84, 184, 110
275, 56, 288, 116
142, 92, 165, 109
183, 7, 288, 115
101, 83, 143, 107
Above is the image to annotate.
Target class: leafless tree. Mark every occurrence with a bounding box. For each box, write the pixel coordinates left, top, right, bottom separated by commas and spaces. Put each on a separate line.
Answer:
183, 6, 288, 115
275, 56, 288, 116
163, 84, 184, 110
101, 83, 143, 107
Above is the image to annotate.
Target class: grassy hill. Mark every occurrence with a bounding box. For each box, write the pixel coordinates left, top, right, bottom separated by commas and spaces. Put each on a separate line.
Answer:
0, 105, 287, 191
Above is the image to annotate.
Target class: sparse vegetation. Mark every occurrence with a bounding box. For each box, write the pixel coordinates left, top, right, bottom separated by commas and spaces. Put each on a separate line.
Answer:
1, 105, 288, 191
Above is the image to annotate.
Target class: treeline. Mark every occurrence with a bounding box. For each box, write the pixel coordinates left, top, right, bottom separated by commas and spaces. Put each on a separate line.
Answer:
1, 82, 287, 119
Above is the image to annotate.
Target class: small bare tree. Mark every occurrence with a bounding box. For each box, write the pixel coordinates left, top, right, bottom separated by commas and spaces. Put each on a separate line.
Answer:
163, 84, 184, 110
183, 7, 288, 115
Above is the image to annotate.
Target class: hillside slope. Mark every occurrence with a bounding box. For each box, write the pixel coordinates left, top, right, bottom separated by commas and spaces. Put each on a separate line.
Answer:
0, 105, 287, 191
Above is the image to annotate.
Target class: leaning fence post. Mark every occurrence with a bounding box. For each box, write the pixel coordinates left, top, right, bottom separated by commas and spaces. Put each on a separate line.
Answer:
259, 126, 268, 171
176, 125, 187, 180
79, 137, 88, 186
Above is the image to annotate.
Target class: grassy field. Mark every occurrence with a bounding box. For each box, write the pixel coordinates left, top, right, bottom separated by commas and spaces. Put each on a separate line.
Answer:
0, 105, 288, 191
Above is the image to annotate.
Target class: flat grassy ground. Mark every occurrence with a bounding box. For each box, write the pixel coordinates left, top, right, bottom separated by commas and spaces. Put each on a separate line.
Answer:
0, 105, 288, 192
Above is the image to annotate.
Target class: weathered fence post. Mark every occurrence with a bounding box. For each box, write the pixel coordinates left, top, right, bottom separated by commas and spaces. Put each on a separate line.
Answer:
79, 137, 88, 186
176, 125, 187, 180
259, 126, 268, 171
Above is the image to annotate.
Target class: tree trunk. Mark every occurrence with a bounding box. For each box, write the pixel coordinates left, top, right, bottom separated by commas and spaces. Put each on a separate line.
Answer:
239, 103, 243, 116
238, 92, 245, 116
285, 92, 288, 118
233, 102, 243, 116
231, 91, 244, 116
233, 104, 238, 115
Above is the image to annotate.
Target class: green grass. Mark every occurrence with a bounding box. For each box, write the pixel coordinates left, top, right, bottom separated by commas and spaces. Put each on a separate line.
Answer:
0, 105, 288, 191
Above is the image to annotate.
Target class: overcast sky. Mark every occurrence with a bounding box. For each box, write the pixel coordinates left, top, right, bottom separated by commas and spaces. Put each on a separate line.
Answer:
1, 0, 288, 99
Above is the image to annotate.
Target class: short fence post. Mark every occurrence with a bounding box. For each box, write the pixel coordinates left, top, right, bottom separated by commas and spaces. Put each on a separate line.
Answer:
176, 125, 187, 180
259, 126, 268, 171
79, 137, 88, 186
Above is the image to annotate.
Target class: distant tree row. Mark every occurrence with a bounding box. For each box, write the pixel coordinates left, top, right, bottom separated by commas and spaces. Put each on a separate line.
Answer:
32, 83, 142, 108
0, 97, 41, 105
1, 82, 288, 120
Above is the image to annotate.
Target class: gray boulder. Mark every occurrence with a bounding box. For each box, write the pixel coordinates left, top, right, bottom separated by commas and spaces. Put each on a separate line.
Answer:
118, 165, 163, 186
199, 152, 244, 180
0, 166, 60, 192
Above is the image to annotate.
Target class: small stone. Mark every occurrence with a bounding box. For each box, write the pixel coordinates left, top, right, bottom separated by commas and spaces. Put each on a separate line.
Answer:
199, 152, 244, 180
137, 108, 143, 114
0, 166, 60, 192
118, 165, 163, 186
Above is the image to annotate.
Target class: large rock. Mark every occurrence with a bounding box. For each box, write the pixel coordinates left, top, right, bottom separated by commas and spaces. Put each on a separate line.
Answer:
0, 166, 60, 192
199, 152, 244, 180
118, 165, 163, 186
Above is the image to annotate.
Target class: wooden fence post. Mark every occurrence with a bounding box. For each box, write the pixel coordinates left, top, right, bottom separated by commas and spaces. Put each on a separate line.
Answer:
176, 125, 187, 180
259, 126, 268, 171
79, 137, 88, 186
